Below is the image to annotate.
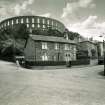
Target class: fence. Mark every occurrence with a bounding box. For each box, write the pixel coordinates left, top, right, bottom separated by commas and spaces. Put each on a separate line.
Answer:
25, 59, 90, 66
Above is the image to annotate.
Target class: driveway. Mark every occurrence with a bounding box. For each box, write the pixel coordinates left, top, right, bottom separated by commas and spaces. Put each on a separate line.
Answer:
0, 60, 105, 105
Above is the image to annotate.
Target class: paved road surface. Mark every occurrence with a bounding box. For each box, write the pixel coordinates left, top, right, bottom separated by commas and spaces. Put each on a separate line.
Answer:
0, 61, 105, 105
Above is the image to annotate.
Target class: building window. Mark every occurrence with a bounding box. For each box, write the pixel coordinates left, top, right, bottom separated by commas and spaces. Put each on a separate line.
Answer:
21, 18, 23, 23
26, 18, 29, 23
52, 21, 53, 26
55, 43, 59, 50
42, 42, 48, 49
16, 19, 18, 24
32, 24, 35, 28
47, 20, 50, 25
27, 24, 29, 28
43, 19, 45, 24
42, 53, 48, 61
72, 46, 76, 52
7, 21, 10, 26
11, 20, 14, 25
32, 18, 34, 23
38, 24, 40, 28
43, 25, 45, 28
64, 44, 69, 50
37, 18, 40, 23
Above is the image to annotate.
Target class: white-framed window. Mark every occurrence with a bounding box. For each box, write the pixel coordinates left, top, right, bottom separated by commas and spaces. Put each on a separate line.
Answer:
16, 19, 18, 24
42, 42, 48, 49
43, 19, 45, 24
52, 21, 53, 26
8, 21, 10, 26
73, 46, 76, 52
38, 24, 40, 28
43, 25, 45, 28
21, 18, 23, 23
64, 44, 69, 50
32, 24, 35, 28
42, 53, 48, 61
27, 24, 29, 28
32, 18, 34, 23
47, 20, 50, 25
11, 20, 14, 25
26, 18, 29, 23
37, 18, 40, 23
55, 43, 59, 50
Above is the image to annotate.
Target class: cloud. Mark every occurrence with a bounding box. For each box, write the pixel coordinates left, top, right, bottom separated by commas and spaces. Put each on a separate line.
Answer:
39, 13, 51, 18
0, 7, 13, 22
0, 0, 52, 22
61, 0, 95, 19
82, 16, 97, 28
13, 0, 35, 15
67, 16, 105, 39
79, 0, 94, 8
0, 0, 35, 22
61, 2, 77, 18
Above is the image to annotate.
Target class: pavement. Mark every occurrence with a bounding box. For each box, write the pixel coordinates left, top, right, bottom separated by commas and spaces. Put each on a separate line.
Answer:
0, 60, 105, 105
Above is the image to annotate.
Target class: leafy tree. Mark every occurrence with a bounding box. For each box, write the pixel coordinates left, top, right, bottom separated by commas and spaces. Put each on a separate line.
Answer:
13, 24, 29, 39
0, 24, 29, 57
68, 31, 80, 40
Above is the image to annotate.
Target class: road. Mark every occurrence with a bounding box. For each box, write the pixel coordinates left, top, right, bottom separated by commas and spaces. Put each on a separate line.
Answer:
0, 60, 105, 105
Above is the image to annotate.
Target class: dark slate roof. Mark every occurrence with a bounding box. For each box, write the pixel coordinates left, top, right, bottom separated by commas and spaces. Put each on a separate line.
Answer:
30, 35, 76, 44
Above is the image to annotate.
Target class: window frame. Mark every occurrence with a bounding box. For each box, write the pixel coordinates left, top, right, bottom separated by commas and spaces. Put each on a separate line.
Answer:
55, 43, 59, 50
42, 53, 48, 61
42, 42, 48, 49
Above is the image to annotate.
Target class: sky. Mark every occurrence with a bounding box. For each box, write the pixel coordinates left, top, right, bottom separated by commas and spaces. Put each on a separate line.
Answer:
0, 0, 105, 40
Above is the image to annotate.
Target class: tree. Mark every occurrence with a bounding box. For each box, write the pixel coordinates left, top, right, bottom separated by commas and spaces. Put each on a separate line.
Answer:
68, 31, 80, 40
0, 24, 29, 57
13, 24, 29, 39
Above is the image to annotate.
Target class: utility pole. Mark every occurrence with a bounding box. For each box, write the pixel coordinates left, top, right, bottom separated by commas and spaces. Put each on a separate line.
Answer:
99, 35, 105, 76
103, 40, 105, 76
